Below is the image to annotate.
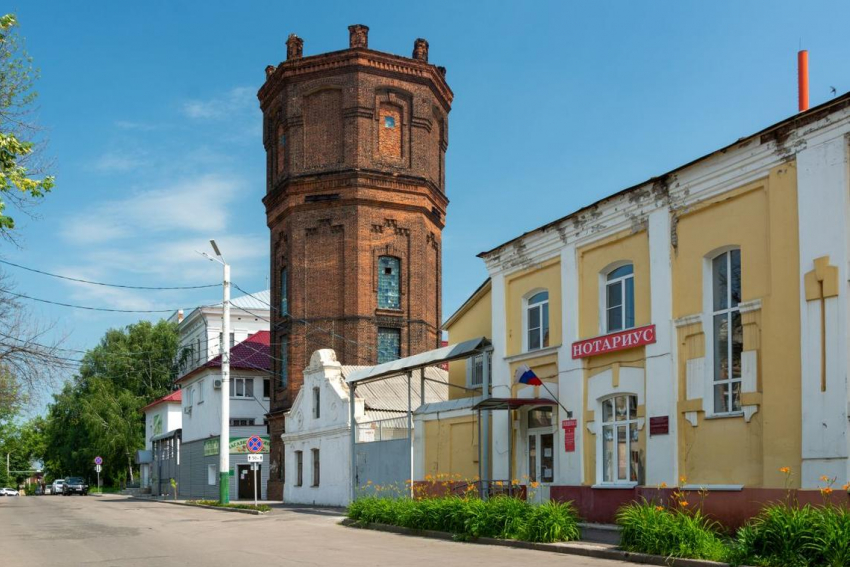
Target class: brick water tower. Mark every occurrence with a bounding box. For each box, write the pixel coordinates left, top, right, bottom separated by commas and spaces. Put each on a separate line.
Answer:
258, 25, 452, 500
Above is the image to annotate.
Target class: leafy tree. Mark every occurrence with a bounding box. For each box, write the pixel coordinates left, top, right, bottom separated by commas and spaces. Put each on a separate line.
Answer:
0, 13, 54, 239
42, 320, 185, 485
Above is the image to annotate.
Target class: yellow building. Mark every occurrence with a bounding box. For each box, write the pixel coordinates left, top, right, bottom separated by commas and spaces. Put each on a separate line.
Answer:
437, 93, 850, 519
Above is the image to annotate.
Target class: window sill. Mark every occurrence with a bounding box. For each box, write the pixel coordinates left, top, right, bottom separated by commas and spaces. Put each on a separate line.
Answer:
592, 482, 638, 490
704, 412, 744, 420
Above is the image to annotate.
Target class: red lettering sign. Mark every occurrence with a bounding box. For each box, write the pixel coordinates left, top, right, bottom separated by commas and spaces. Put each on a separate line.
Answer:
571, 324, 656, 359
562, 419, 577, 452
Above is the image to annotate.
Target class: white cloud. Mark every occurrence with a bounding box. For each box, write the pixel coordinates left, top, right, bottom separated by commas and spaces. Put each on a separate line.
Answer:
60, 174, 243, 245
182, 87, 255, 120
114, 120, 165, 132
93, 150, 148, 173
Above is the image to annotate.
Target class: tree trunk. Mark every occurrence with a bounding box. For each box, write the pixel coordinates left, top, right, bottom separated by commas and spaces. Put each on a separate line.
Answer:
127, 455, 134, 484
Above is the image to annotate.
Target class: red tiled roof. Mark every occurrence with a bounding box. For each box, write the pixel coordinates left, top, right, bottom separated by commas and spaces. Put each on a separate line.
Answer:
175, 331, 271, 384
141, 390, 182, 413
204, 330, 271, 372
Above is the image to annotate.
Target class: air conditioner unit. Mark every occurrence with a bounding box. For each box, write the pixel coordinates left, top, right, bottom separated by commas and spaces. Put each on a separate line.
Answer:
183, 406, 192, 414
213, 379, 222, 390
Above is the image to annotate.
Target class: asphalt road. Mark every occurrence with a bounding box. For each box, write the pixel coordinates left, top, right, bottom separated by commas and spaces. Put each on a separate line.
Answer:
0, 494, 624, 567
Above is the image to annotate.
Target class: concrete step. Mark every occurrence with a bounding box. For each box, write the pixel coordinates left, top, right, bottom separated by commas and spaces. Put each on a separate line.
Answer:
578, 522, 621, 545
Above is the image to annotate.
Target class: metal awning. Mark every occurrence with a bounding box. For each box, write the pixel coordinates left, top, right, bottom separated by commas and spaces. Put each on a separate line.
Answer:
346, 337, 491, 385
472, 397, 557, 411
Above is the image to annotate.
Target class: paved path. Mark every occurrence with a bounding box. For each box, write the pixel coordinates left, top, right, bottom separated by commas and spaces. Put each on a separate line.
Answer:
0, 494, 624, 566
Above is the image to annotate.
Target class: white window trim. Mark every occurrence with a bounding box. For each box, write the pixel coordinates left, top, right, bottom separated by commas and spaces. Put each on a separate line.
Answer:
197, 378, 204, 404
230, 376, 254, 399
599, 262, 635, 335
597, 394, 640, 486
702, 246, 743, 417
465, 351, 492, 389
522, 288, 550, 353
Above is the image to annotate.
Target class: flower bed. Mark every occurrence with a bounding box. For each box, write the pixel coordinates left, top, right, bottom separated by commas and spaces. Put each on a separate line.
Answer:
187, 499, 271, 512
347, 495, 580, 543
616, 472, 850, 567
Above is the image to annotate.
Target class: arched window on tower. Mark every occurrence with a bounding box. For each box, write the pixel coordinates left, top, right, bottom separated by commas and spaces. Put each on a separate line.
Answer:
377, 256, 400, 309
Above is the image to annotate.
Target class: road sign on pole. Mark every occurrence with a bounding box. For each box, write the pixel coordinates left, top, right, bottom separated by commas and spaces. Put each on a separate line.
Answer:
246, 435, 263, 453
94, 456, 103, 465
246, 435, 263, 507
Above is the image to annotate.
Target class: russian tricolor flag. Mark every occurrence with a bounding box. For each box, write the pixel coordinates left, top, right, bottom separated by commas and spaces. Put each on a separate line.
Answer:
515, 364, 543, 386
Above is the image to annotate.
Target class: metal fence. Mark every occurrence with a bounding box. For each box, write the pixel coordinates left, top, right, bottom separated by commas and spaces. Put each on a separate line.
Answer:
356, 416, 410, 443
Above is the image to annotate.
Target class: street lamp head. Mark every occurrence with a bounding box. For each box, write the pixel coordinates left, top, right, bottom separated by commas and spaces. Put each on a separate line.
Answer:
210, 239, 223, 260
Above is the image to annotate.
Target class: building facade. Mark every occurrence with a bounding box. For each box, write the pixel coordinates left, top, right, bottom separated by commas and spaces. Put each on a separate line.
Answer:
259, 25, 453, 499
173, 331, 272, 501
443, 94, 850, 524
140, 390, 182, 492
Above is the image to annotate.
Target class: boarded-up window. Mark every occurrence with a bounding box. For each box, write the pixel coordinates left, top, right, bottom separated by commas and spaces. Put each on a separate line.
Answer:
378, 103, 402, 159
304, 89, 343, 168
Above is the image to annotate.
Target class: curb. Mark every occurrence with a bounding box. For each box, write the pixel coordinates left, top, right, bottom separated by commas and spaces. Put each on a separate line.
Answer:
340, 519, 752, 567
127, 496, 269, 516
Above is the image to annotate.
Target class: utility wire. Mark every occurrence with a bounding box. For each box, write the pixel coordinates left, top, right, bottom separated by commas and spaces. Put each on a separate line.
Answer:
0, 258, 219, 290
0, 288, 205, 314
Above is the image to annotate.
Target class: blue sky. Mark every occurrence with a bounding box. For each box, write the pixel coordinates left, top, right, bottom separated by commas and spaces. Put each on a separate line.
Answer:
4, 1, 850, 401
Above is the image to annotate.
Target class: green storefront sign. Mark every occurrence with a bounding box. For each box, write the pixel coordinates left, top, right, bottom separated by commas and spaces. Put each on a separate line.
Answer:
203, 436, 270, 457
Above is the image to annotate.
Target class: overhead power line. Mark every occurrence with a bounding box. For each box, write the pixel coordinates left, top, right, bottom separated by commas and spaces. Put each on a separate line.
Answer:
0, 258, 219, 290
0, 288, 202, 314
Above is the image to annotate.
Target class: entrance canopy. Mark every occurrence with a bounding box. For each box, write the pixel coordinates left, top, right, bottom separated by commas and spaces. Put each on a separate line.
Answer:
346, 337, 491, 386
472, 397, 557, 411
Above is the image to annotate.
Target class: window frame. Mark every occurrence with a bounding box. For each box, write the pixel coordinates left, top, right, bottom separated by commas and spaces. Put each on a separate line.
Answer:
377, 327, 401, 364
280, 267, 288, 316
706, 248, 743, 416
524, 290, 550, 352
312, 387, 320, 419
597, 394, 640, 486
229, 377, 254, 399
602, 263, 635, 334
207, 464, 217, 486
377, 256, 401, 310
295, 450, 303, 487
311, 448, 320, 487
466, 351, 492, 389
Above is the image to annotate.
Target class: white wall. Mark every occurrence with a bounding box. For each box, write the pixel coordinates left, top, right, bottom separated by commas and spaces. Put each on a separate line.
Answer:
283, 349, 366, 507
177, 307, 270, 378
181, 370, 270, 444
796, 131, 850, 487
144, 403, 181, 450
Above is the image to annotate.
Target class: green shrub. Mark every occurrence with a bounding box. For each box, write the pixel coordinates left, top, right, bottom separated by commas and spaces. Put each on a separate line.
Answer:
730, 503, 850, 567
521, 500, 582, 543
347, 495, 581, 543
616, 500, 728, 562
188, 500, 270, 512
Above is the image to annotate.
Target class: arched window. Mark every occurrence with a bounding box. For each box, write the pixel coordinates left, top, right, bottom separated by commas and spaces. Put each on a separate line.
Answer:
605, 264, 634, 333
711, 249, 742, 413
526, 291, 549, 351
600, 394, 639, 483
377, 256, 400, 309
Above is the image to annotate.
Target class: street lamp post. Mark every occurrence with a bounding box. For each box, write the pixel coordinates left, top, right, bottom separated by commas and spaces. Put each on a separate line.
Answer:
203, 240, 231, 504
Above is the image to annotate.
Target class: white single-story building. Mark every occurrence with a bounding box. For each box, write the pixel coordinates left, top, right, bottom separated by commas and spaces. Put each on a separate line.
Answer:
282, 349, 448, 506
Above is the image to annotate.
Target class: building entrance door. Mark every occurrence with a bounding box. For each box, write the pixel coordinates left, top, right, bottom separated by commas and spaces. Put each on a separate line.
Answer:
237, 464, 260, 500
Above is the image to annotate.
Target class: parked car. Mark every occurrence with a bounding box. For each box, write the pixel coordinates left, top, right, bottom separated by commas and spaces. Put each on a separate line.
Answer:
51, 479, 65, 495
44, 485, 52, 495
0, 487, 20, 496
62, 477, 88, 496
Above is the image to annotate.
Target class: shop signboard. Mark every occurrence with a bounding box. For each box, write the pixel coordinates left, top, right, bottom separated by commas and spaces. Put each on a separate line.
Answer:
203, 435, 271, 457
571, 324, 656, 359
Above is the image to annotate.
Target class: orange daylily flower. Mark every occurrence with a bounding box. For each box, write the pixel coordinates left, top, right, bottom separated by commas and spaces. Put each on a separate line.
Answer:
679, 501, 689, 507
779, 467, 790, 474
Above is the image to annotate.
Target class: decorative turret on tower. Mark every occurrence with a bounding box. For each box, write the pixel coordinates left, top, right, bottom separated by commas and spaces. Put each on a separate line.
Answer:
258, 25, 452, 499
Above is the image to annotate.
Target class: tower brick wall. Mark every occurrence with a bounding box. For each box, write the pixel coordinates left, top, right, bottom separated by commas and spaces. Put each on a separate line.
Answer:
259, 25, 452, 500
